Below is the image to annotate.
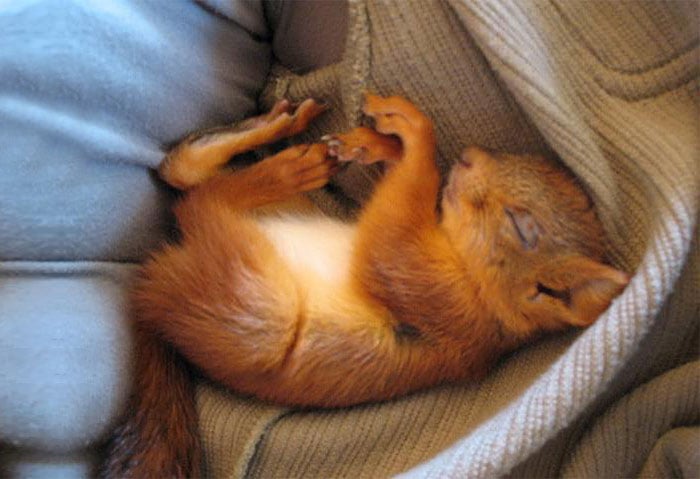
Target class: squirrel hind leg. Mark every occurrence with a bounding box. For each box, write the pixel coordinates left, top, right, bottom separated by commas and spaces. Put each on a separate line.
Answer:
137, 211, 303, 385
159, 98, 328, 190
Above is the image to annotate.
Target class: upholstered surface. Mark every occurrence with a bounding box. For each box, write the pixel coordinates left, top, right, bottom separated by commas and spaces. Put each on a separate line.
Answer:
0, 0, 268, 261
0, 0, 270, 475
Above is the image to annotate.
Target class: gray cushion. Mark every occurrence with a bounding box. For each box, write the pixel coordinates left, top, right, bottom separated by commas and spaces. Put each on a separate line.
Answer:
0, 0, 270, 456
0, 0, 270, 261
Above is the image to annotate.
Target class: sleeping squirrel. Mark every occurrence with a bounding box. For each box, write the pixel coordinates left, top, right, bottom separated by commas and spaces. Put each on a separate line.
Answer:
101, 94, 629, 478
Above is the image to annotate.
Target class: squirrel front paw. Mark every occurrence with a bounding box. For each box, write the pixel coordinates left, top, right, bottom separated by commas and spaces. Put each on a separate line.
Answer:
361, 94, 434, 150
322, 127, 402, 165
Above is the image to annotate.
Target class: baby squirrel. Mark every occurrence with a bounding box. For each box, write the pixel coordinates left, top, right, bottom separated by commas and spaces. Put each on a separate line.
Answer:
101, 94, 629, 478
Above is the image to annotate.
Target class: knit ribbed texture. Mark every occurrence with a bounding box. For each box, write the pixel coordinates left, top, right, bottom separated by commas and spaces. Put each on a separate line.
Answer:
561, 360, 699, 478
199, 1, 699, 477
196, 384, 288, 478
638, 427, 700, 478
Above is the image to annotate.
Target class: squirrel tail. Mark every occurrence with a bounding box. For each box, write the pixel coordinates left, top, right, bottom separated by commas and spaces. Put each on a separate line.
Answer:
99, 327, 201, 478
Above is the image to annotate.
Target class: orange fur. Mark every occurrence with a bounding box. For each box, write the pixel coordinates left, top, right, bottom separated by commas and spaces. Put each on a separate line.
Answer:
101, 95, 629, 477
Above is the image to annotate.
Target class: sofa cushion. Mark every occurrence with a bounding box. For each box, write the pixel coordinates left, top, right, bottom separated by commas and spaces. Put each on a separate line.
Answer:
0, 0, 270, 261
0, 262, 134, 452
0, 0, 271, 457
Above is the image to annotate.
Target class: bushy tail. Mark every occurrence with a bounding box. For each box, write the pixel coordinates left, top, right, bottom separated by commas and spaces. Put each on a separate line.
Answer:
99, 327, 202, 478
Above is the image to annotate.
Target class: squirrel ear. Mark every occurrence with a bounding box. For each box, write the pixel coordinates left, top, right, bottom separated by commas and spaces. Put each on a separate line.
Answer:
534, 256, 630, 327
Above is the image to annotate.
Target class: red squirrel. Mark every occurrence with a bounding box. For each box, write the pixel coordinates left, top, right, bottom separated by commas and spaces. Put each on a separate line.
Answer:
101, 94, 629, 478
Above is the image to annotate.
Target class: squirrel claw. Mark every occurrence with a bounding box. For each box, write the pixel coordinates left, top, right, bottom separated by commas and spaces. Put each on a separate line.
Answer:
350, 146, 368, 163
322, 135, 365, 163
321, 127, 402, 165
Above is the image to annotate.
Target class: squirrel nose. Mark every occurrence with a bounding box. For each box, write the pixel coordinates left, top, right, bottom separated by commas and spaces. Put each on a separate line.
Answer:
458, 154, 472, 168
459, 148, 478, 168
460, 146, 493, 169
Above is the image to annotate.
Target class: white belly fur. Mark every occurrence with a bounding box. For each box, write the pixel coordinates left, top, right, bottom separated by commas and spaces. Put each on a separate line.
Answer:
256, 215, 390, 350
256, 215, 357, 287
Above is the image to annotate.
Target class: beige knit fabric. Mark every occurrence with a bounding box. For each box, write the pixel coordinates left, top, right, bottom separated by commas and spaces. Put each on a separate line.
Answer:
561, 360, 699, 478
639, 427, 700, 478
198, 1, 699, 477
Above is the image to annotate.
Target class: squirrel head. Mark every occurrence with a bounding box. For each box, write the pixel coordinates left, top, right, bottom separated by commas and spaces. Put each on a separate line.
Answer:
440, 147, 629, 341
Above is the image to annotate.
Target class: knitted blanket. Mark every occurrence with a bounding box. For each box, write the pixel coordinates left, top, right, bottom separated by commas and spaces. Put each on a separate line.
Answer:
199, 1, 699, 476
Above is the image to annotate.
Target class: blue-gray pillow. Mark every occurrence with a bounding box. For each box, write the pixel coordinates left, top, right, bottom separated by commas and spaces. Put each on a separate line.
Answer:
0, 0, 271, 261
